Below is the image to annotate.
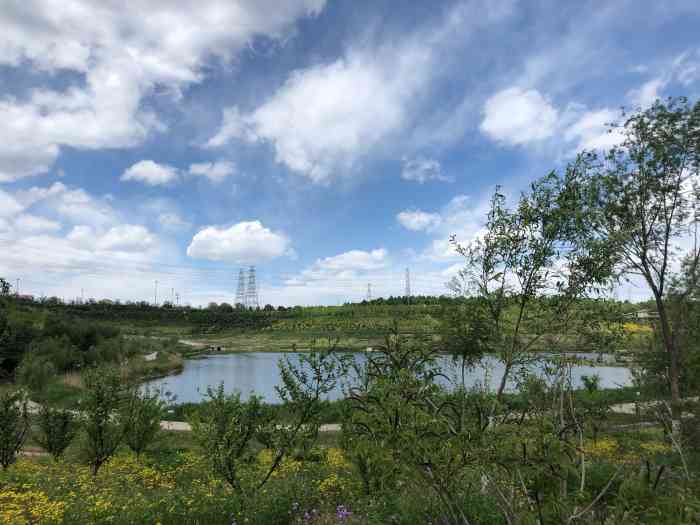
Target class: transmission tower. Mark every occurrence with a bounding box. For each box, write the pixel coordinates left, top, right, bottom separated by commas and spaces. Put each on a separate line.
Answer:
236, 268, 247, 307
245, 266, 259, 309
404, 268, 411, 300
366, 283, 372, 302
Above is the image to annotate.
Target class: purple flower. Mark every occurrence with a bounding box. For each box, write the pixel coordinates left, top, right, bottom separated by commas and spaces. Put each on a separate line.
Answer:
336, 505, 352, 520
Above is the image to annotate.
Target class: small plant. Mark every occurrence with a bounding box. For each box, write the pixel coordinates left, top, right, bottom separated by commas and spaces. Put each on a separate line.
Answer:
0, 388, 29, 470
36, 405, 78, 461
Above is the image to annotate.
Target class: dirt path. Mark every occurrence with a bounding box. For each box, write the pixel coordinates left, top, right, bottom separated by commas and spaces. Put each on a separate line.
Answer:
160, 420, 341, 432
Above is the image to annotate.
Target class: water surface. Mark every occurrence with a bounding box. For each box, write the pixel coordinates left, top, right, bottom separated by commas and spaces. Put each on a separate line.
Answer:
145, 352, 634, 404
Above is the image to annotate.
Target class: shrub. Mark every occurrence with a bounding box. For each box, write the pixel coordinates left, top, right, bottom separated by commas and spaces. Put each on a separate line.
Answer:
79, 366, 129, 476
0, 388, 29, 469
36, 405, 78, 460
15, 353, 56, 393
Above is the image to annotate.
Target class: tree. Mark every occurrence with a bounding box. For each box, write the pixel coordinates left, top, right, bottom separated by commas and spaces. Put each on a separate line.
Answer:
0, 277, 11, 296
121, 386, 168, 458
79, 366, 129, 476
190, 385, 273, 493
36, 406, 78, 461
0, 389, 29, 470
574, 97, 700, 430
450, 174, 615, 403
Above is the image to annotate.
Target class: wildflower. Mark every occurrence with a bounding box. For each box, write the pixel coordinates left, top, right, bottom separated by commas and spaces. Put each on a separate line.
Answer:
336, 504, 352, 520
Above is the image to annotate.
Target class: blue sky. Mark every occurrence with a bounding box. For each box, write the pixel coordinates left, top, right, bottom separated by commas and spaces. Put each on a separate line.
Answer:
1, 0, 699, 306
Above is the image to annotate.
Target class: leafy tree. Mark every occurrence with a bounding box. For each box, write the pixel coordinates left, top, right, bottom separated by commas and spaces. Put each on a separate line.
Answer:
572, 97, 700, 430
190, 385, 273, 493
0, 388, 29, 470
121, 386, 168, 458
79, 366, 129, 476
36, 406, 78, 461
0, 277, 11, 296
450, 174, 615, 402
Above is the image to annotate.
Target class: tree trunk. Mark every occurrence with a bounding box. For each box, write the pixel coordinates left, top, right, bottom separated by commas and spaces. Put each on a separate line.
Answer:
653, 295, 682, 435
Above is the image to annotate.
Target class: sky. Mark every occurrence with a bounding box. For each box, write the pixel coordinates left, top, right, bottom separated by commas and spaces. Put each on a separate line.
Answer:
1, 0, 699, 306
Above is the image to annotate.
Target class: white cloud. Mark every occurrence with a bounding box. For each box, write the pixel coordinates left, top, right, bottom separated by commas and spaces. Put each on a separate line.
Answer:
121, 160, 179, 186
97, 225, 155, 251
0, 189, 23, 217
0, 0, 326, 181
626, 50, 700, 109
207, 48, 430, 182
627, 78, 667, 109
188, 161, 236, 183
397, 210, 442, 232
282, 248, 390, 293
480, 87, 558, 146
563, 108, 625, 152
158, 212, 191, 232
401, 157, 452, 183
66, 224, 155, 253
415, 194, 492, 262
206, 2, 515, 182
14, 214, 61, 233
187, 221, 290, 263
314, 249, 388, 273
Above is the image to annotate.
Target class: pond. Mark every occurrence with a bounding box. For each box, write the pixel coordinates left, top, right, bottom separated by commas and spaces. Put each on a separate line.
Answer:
144, 352, 635, 404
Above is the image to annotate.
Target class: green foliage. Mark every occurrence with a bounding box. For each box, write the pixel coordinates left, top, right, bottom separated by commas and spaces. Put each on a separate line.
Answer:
189, 384, 273, 492
121, 386, 168, 457
78, 366, 129, 476
36, 405, 78, 460
0, 388, 29, 469
15, 352, 56, 392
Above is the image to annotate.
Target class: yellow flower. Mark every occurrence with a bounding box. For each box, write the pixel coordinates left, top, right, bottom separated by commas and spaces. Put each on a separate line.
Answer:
640, 441, 672, 455
0, 489, 65, 524
584, 437, 620, 459
325, 448, 351, 471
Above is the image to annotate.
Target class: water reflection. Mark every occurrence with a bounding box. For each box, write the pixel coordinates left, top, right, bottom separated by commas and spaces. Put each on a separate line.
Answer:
145, 352, 634, 404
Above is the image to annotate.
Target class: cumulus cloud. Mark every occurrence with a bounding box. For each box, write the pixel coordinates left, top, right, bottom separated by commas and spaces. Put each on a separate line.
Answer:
206, 2, 515, 182
187, 221, 290, 263
207, 48, 430, 182
401, 157, 452, 183
283, 248, 390, 289
396, 210, 442, 232
188, 161, 236, 183
121, 160, 180, 186
0, 0, 326, 181
480, 87, 558, 146
97, 225, 155, 251
314, 249, 388, 272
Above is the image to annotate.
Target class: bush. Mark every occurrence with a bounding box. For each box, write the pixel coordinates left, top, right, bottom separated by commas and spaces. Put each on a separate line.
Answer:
0, 388, 29, 469
36, 405, 78, 460
15, 353, 56, 393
